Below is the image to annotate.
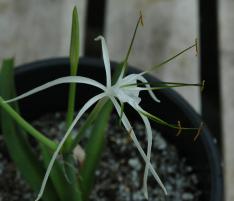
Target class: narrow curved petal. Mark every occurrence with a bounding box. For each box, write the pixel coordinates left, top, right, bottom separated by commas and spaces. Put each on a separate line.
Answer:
127, 101, 153, 199
119, 74, 139, 85
35, 92, 106, 201
5, 76, 106, 103
110, 97, 167, 197
94, 36, 112, 88
139, 113, 152, 199
137, 75, 161, 103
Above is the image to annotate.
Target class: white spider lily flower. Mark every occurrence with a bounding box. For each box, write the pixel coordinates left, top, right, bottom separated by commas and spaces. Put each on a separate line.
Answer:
4, 36, 167, 200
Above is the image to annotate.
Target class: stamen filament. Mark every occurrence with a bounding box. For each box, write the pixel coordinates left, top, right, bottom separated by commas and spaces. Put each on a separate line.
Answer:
139, 108, 198, 131
124, 12, 144, 64
121, 81, 203, 89
118, 11, 145, 80
142, 43, 196, 75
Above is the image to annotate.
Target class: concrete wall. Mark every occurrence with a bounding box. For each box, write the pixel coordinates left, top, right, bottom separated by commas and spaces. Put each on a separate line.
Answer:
0, 0, 86, 65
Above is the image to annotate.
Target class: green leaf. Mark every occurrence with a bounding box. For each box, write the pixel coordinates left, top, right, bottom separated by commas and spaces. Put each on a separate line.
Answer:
0, 58, 59, 201
66, 6, 80, 132
0, 98, 57, 150
79, 101, 113, 201
69, 6, 80, 76
40, 144, 82, 201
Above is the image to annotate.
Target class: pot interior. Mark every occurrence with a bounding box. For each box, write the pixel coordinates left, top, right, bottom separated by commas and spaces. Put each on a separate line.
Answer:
13, 57, 222, 201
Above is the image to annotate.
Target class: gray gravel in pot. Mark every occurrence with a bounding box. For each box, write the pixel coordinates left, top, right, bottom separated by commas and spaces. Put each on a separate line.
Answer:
0, 112, 201, 201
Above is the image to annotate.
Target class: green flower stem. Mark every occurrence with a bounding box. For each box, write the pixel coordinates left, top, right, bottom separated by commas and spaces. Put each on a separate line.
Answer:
65, 6, 80, 150
0, 97, 57, 151
66, 6, 80, 127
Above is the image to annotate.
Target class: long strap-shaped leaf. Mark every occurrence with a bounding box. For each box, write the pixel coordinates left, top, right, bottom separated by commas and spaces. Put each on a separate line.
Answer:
40, 144, 82, 201
79, 100, 112, 201
66, 6, 80, 128
0, 59, 59, 201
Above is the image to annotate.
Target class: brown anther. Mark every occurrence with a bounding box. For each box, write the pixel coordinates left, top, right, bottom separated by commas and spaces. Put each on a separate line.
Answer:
176, 121, 182, 136
140, 11, 144, 26
193, 122, 204, 141
195, 38, 199, 56
201, 80, 205, 92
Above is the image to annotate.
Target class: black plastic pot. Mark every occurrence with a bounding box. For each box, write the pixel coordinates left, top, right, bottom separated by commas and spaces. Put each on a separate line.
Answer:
14, 57, 223, 201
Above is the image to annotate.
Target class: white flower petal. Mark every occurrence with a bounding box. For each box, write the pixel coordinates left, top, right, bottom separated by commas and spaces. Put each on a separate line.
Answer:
35, 92, 106, 201
118, 74, 139, 86
114, 74, 142, 105
127, 102, 153, 199
112, 86, 141, 106
95, 36, 112, 88
139, 113, 152, 200
110, 97, 167, 197
5, 76, 106, 103
137, 75, 161, 103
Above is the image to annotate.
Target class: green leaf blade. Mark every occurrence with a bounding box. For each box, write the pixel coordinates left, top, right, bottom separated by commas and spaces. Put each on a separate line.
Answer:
79, 101, 113, 201
0, 59, 59, 201
69, 6, 80, 75
66, 6, 80, 148
40, 144, 82, 201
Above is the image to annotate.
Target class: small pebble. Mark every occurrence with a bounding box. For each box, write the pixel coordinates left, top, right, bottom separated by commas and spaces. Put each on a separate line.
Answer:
0, 112, 201, 201
128, 158, 142, 171
182, 193, 194, 200
213, 138, 217, 144
154, 135, 167, 150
